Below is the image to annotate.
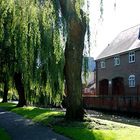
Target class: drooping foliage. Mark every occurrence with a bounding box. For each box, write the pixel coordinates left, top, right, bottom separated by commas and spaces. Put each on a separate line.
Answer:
0, 0, 106, 120
0, 0, 64, 106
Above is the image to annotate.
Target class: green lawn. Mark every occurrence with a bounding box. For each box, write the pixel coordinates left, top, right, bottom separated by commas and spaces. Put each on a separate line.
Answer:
11, 106, 64, 125
54, 126, 140, 140
0, 102, 16, 110
54, 126, 116, 140
0, 103, 140, 140
0, 127, 11, 140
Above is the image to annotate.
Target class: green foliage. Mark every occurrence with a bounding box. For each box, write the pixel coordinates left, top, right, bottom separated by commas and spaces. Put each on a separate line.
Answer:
0, 0, 104, 107
0, 0, 95, 107
82, 57, 89, 85
75, 0, 85, 18
0, 0, 65, 106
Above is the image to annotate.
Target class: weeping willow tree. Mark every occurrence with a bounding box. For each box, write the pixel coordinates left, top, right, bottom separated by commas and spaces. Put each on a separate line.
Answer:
0, 0, 15, 102
0, 0, 108, 120
0, 0, 89, 119
0, 0, 64, 106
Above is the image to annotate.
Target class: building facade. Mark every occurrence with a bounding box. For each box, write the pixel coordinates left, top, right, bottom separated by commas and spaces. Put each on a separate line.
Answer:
96, 49, 140, 96
83, 25, 140, 113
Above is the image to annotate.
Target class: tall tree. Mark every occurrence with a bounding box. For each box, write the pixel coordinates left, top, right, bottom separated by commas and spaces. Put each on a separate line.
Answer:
0, 0, 92, 121
58, 0, 87, 120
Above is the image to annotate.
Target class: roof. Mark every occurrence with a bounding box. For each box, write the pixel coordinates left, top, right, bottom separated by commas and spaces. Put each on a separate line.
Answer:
96, 24, 140, 60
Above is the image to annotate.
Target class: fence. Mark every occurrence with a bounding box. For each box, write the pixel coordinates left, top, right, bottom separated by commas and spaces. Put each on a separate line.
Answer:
83, 95, 140, 113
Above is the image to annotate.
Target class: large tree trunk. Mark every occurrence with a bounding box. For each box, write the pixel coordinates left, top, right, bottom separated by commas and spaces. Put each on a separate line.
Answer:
2, 80, 8, 103
14, 72, 26, 107
59, 0, 86, 120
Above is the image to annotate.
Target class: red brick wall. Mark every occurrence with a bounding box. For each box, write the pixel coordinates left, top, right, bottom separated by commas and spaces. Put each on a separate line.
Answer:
83, 95, 140, 113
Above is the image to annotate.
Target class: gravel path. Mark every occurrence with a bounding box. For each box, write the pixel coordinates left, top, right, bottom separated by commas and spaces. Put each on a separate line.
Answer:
86, 109, 140, 127
0, 108, 71, 140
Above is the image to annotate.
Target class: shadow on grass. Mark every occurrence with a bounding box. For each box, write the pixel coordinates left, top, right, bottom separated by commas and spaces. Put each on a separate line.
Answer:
0, 103, 117, 140
0, 103, 63, 125
0, 102, 17, 111
10, 107, 64, 125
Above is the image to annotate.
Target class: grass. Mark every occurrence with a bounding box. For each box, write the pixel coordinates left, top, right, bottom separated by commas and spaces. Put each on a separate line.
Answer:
0, 103, 140, 140
0, 102, 16, 110
11, 107, 64, 125
0, 102, 63, 125
113, 128, 140, 140
54, 126, 140, 140
54, 126, 115, 140
0, 127, 11, 140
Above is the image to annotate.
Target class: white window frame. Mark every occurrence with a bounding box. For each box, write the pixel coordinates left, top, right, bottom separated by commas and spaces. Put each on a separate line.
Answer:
100, 60, 105, 69
114, 56, 120, 66
128, 75, 135, 87
129, 51, 135, 63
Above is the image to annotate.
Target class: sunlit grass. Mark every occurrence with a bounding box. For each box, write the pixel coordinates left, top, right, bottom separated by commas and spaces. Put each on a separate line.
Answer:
0, 127, 11, 140
12, 107, 64, 125
54, 126, 140, 140
0, 103, 140, 140
113, 128, 140, 140
54, 126, 115, 140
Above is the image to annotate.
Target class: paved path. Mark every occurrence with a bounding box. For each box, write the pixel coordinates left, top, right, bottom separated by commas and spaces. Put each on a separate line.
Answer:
0, 108, 71, 140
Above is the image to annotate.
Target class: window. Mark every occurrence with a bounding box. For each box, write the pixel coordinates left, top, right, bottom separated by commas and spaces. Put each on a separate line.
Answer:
100, 60, 105, 68
114, 56, 120, 66
128, 75, 135, 87
129, 51, 135, 63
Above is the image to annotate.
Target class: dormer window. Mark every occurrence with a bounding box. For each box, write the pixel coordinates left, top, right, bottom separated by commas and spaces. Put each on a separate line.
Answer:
129, 51, 135, 63
100, 60, 105, 68
114, 56, 120, 66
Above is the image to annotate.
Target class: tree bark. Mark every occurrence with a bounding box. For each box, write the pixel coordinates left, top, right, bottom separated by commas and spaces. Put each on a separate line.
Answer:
2, 80, 8, 103
14, 72, 26, 107
59, 0, 86, 120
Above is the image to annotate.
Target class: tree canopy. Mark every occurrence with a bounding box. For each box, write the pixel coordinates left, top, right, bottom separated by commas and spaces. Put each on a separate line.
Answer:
0, 0, 65, 106
0, 0, 104, 120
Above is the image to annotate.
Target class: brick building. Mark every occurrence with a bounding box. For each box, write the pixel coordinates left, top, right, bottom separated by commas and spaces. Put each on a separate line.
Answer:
83, 25, 140, 113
